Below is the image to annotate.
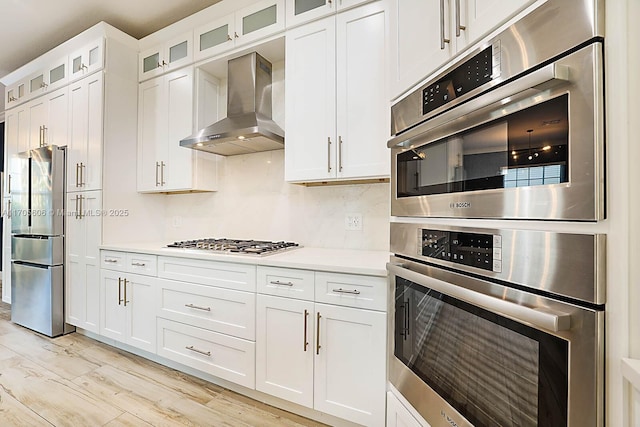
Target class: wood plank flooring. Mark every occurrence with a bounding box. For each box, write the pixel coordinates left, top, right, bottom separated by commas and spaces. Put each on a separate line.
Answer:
0, 294, 326, 427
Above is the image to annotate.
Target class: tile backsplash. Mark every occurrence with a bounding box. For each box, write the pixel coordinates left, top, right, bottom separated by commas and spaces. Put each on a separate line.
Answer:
163, 150, 390, 251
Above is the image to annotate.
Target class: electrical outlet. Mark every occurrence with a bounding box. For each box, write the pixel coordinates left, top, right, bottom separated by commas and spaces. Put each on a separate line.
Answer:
345, 213, 363, 231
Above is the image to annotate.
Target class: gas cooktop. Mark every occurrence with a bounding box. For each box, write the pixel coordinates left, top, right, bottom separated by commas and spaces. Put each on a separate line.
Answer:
166, 238, 300, 256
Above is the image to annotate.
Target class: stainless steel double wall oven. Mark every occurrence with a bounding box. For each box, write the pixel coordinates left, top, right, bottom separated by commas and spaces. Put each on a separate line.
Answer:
387, 0, 605, 426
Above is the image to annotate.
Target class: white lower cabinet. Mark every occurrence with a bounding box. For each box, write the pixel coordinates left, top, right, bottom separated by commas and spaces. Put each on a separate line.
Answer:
313, 303, 386, 426
256, 295, 315, 407
66, 190, 102, 333
94, 255, 386, 426
256, 266, 387, 427
100, 269, 156, 353
157, 317, 256, 389
156, 278, 256, 340
387, 391, 429, 427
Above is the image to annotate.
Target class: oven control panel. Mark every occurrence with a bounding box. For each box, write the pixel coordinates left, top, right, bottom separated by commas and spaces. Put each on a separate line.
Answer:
421, 43, 499, 116
421, 229, 502, 272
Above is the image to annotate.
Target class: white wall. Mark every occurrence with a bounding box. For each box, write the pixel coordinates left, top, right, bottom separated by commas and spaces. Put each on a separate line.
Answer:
162, 150, 390, 251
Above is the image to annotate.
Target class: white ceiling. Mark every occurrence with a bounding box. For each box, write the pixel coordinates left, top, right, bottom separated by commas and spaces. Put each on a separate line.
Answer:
0, 0, 223, 116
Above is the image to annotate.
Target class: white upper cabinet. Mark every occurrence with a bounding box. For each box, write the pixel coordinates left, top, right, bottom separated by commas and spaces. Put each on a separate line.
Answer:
389, 0, 537, 99
137, 66, 218, 193
68, 38, 104, 82
284, 17, 336, 182
5, 80, 27, 109
26, 55, 69, 100
285, 1, 389, 183
236, 0, 285, 47
139, 32, 193, 81
194, 14, 236, 61
286, 0, 373, 28
194, 0, 285, 62
286, 0, 335, 28
67, 73, 104, 193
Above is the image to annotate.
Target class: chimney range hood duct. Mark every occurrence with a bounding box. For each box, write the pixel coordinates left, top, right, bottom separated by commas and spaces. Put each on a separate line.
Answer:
180, 52, 284, 156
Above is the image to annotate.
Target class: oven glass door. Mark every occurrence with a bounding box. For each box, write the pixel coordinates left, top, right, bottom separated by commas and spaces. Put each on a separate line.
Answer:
395, 276, 569, 427
396, 95, 568, 198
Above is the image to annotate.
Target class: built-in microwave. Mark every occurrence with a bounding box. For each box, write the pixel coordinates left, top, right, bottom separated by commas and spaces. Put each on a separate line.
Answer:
389, 24, 604, 221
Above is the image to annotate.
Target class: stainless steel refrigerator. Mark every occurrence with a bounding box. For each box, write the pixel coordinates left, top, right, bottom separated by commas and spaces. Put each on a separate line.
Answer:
10, 145, 73, 337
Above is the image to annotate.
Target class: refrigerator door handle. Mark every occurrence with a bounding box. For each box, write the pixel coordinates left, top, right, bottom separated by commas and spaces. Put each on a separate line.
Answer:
12, 260, 51, 269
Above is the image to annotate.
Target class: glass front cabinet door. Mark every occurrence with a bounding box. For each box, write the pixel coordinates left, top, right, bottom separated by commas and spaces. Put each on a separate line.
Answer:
69, 38, 104, 82
139, 32, 193, 81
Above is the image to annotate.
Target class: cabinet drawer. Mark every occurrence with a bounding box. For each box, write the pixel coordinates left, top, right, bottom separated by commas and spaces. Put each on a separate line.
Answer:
157, 318, 255, 389
126, 253, 157, 276
157, 279, 256, 340
158, 257, 256, 292
101, 251, 126, 271
257, 266, 314, 301
314, 272, 387, 311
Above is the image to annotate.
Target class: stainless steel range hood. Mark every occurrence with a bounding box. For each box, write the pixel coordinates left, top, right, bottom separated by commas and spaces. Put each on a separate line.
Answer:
180, 52, 284, 156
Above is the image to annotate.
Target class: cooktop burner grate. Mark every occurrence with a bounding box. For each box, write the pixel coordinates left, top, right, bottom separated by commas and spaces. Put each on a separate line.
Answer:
166, 238, 300, 256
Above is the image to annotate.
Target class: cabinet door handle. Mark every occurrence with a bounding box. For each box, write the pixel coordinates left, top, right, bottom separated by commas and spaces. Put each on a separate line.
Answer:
118, 277, 123, 305
316, 312, 322, 355
42, 126, 48, 145
123, 278, 129, 306
440, 0, 450, 49
7, 174, 11, 194
81, 64, 88, 71
39, 125, 43, 147
161, 161, 166, 185
104, 259, 118, 263
227, 34, 232, 41
332, 288, 361, 295
303, 309, 309, 352
75, 163, 80, 187
79, 195, 84, 219
185, 345, 211, 357
185, 303, 211, 312
338, 136, 343, 172
455, 0, 466, 36
327, 137, 332, 173
131, 262, 146, 267
74, 195, 79, 219
80, 162, 85, 186
155, 162, 160, 186
270, 280, 294, 287
234, 32, 239, 39
7, 200, 11, 219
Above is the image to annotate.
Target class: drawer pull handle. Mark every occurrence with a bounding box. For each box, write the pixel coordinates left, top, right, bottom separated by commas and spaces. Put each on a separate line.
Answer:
270, 280, 294, 287
185, 303, 211, 312
131, 262, 146, 267
332, 288, 361, 295
104, 259, 118, 263
186, 345, 211, 357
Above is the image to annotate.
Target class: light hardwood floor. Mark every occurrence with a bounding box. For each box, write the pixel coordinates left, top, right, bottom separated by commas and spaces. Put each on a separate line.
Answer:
0, 293, 326, 427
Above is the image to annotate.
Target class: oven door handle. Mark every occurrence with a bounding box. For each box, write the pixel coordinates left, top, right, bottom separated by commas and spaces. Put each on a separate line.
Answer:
388, 62, 570, 149
388, 263, 572, 332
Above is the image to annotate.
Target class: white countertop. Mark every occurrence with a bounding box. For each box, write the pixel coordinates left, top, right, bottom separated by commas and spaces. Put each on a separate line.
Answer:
100, 242, 390, 277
